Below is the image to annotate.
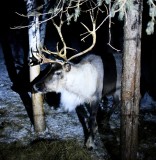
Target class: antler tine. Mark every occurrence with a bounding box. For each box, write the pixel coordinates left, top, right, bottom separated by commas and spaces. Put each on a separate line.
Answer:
52, 18, 79, 61
52, 19, 68, 61
40, 47, 64, 65
42, 46, 58, 56
31, 48, 64, 66
68, 10, 97, 61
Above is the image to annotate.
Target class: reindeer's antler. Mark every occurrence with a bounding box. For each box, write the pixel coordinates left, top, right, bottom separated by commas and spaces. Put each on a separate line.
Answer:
68, 10, 97, 61
31, 9, 98, 67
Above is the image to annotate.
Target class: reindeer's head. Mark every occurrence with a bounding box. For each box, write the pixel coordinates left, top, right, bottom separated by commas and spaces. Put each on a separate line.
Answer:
33, 62, 73, 93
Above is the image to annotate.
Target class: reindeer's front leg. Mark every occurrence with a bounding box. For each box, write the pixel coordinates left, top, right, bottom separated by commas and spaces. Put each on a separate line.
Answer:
85, 101, 99, 150
76, 101, 99, 150
76, 104, 90, 146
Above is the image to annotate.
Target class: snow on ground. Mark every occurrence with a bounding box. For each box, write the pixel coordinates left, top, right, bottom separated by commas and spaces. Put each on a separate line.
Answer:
141, 92, 156, 110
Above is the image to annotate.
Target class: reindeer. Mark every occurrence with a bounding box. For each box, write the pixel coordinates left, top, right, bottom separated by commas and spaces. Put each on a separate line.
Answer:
31, 10, 114, 149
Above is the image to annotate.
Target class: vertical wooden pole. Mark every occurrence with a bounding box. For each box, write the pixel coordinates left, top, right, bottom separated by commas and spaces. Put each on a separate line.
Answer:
26, 0, 46, 132
30, 65, 46, 132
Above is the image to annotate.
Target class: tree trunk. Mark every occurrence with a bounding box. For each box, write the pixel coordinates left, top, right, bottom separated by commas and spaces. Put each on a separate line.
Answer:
26, 0, 46, 132
121, 1, 143, 160
40, 0, 48, 46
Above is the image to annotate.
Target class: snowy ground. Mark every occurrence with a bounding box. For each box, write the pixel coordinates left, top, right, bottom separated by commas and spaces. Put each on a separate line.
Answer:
0, 51, 156, 159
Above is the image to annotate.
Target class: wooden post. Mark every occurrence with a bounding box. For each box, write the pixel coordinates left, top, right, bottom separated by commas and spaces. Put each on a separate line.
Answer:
26, 0, 46, 132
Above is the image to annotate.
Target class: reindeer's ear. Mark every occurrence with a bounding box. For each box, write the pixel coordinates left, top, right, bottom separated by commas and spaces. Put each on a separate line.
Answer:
63, 63, 71, 72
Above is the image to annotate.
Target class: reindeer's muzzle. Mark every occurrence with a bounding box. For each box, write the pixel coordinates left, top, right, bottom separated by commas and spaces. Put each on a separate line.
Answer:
33, 82, 45, 93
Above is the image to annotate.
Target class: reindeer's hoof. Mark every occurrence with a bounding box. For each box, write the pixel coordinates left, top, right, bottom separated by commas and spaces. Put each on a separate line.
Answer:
85, 136, 95, 150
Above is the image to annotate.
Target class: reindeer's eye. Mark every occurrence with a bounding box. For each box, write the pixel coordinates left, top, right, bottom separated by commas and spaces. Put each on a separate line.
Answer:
55, 71, 62, 76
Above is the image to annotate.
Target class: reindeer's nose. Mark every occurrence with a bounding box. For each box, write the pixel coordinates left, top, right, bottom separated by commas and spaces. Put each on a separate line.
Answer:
33, 83, 44, 92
